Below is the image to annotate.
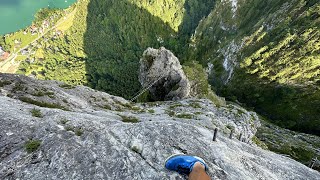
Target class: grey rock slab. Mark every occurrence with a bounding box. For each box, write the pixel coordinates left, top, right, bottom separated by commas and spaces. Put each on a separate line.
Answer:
0, 74, 319, 179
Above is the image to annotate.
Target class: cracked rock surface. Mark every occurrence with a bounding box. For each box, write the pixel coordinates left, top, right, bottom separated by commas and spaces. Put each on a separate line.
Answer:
0, 73, 319, 180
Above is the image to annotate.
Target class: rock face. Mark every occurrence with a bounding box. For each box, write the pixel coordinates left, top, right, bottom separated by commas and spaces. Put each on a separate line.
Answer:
0, 73, 320, 180
139, 47, 190, 101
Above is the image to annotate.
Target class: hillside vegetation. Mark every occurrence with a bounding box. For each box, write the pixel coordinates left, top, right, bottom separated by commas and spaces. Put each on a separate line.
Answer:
1, 0, 319, 135
6, 0, 214, 98
189, 0, 320, 135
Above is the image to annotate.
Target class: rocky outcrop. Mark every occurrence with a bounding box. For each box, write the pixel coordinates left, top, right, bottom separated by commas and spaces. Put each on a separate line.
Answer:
139, 47, 190, 101
0, 73, 319, 179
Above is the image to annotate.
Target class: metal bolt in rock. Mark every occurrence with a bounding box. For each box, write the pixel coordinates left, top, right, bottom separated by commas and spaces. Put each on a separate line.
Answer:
229, 129, 234, 139
213, 128, 218, 141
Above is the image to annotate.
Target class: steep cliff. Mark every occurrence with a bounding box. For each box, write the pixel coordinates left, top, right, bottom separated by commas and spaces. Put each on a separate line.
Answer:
190, 0, 320, 135
1, 0, 319, 140
0, 73, 319, 179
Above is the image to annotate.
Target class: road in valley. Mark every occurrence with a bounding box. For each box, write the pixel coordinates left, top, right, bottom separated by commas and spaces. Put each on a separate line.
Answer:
0, 10, 75, 73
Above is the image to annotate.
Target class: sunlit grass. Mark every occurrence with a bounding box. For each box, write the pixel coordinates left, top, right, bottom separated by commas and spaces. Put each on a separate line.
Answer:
56, 8, 77, 32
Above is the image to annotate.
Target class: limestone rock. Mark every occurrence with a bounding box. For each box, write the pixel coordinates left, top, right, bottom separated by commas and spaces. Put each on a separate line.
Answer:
139, 47, 190, 101
0, 73, 320, 180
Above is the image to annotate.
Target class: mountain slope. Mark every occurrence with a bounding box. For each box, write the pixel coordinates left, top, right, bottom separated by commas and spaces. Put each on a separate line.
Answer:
0, 73, 319, 179
13, 0, 215, 99
189, 0, 320, 135
1, 0, 319, 134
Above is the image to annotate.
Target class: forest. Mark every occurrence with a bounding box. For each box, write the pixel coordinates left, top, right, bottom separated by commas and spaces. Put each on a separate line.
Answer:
1, 0, 319, 135
188, 0, 320, 134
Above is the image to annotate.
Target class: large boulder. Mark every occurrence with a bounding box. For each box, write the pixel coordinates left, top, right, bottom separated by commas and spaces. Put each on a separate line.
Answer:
139, 47, 190, 101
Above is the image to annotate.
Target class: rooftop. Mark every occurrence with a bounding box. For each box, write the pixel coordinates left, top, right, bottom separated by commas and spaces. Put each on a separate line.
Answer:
0, 52, 10, 60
